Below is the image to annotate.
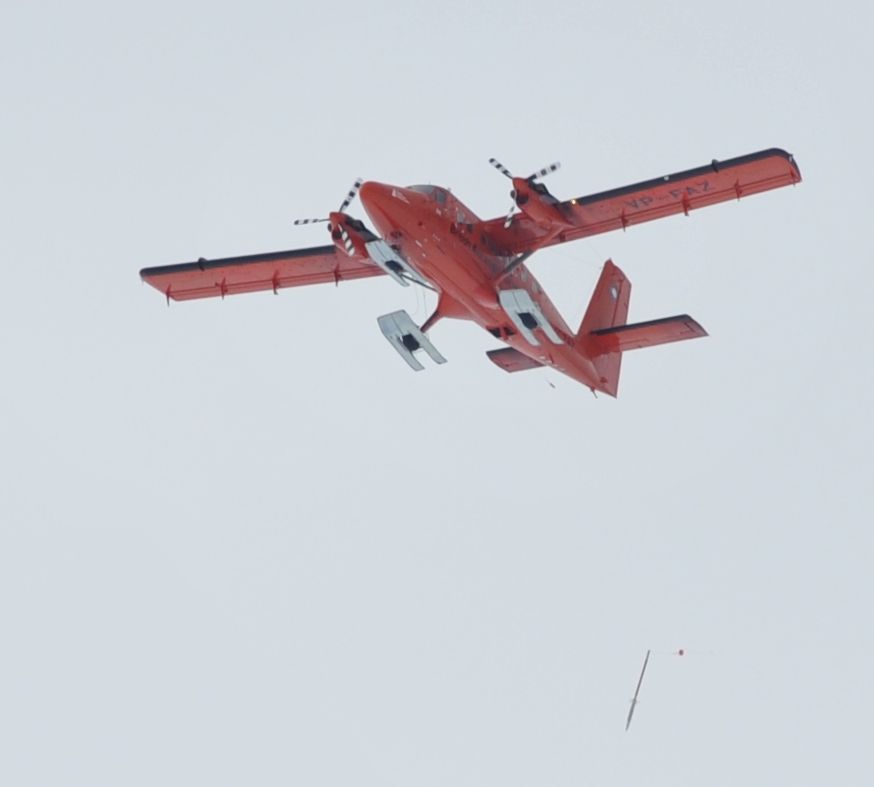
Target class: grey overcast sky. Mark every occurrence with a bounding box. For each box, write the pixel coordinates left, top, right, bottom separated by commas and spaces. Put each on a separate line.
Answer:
2, 1, 872, 785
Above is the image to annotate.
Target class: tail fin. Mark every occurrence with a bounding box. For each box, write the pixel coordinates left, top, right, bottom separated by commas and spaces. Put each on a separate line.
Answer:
576, 260, 707, 397
577, 260, 630, 397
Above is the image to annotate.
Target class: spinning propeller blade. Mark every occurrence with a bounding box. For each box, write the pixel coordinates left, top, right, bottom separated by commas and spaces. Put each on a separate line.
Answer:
488, 159, 561, 183
489, 158, 562, 227
503, 205, 516, 229
529, 161, 561, 180
489, 158, 514, 179
338, 178, 364, 213
339, 228, 355, 256
293, 178, 364, 227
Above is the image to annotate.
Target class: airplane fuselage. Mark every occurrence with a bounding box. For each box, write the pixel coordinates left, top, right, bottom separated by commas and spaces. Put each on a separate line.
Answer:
359, 181, 604, 390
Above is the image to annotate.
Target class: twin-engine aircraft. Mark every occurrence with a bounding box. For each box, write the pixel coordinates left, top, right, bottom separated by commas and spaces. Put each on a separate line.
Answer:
140, 148, 801, 395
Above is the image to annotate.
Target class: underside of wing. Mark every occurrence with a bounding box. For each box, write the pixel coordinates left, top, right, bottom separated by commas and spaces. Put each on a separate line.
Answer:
483, 148, 802, 255
140, 245, 386, 302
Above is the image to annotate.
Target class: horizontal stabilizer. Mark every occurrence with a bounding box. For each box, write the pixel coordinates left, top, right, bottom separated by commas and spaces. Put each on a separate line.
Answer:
589, 315, 707, 355
486, 347, 544, 373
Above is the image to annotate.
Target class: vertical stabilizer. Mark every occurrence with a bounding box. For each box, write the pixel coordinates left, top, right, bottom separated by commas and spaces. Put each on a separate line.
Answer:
577, 260, 631, 396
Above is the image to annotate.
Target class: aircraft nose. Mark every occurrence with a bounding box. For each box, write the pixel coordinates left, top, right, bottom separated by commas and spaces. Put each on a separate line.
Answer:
359, 181, 402, 232
358, 181, 392, 206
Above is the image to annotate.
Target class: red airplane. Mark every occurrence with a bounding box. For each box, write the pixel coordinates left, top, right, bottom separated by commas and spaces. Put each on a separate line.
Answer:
140, 148, 801, 396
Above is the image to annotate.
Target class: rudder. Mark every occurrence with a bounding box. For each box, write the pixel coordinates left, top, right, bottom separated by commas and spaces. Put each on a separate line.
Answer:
577, 260, 630, 396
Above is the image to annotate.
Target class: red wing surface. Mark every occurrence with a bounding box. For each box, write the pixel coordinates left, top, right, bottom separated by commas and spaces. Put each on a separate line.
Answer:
140, 245, 386, 302
484, 148, 801, 255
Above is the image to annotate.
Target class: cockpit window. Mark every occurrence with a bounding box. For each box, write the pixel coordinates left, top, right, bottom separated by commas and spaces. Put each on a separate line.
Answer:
408, 184, 448, 204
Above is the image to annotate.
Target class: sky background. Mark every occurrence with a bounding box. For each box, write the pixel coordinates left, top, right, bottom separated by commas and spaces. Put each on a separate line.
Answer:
2, 1, 872, 784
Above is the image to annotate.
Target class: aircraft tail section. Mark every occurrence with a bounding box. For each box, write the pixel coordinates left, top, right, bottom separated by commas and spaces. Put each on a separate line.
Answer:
578, 260, 631, 337
577, 260, 630, 396
589, 315, 708, 355
577, 260, 706, 396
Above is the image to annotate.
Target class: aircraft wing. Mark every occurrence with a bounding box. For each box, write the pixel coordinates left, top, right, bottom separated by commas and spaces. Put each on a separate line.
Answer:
483, 148, 802, 256
140, 245, 386, 302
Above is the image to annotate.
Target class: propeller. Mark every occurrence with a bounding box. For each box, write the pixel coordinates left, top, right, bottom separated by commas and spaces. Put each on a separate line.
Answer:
488, 159, 561, 227
293, 178, 364, 255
